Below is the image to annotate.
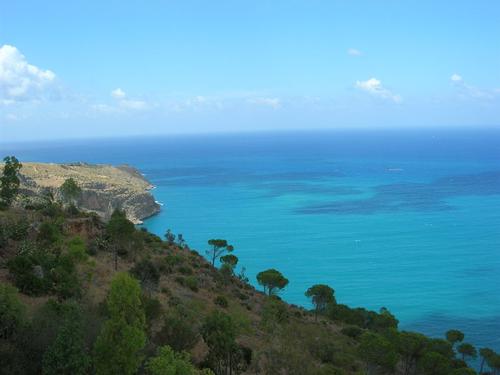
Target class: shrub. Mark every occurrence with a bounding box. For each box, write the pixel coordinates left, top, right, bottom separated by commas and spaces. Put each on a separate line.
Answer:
7, 251, 54, 295
42, 305, 90, 375
7, 245, 82, 299
88, 237, 109, 255
164, 254, 183, 267
235, 291, 249, 301
131, 258, 160, 291
37, 221, 62, 245
51, 254, 82, 299
214, 295, 229, 308
142, 294, 163, 327
177, 265, 193, 275
315, 364, 347, 375
155, 310, 199, 352
67, 236, 89, 262
41, 202, 64, 218
93, 273, 146, 375
146, 345, 200, 375
341, 326, 363, 340
184, 276, 198, 292
309, 335, 337, 364
261, 297, 288, 330
0, 282, 26, 339
6, 219, 30, 241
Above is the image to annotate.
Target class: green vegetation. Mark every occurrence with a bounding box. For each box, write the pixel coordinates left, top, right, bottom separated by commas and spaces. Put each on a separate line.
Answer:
147, 345, 212, 375
93, 273, 146, 375
206, 239, 233, 266
42, 304, 91, 375
0, 155, 493, 374
256, 268, 289, 295
0, 283, 26, 339
201, 311, 241, 374
446, 329, 465, 347
0, 156, 22, 209
59, 177, 82, 206
305, 284, 335, 319
106, 209, 135, 270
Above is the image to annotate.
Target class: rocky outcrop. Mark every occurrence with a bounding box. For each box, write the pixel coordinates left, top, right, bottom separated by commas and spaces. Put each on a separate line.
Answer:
18, 162, 161, 224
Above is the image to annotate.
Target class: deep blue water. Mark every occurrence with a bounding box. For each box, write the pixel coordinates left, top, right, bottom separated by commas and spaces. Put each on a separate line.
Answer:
2, 129, 500, 353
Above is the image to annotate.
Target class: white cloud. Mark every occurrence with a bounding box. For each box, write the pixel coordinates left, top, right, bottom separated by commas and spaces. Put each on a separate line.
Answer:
0, 44, 56, 104
91, 103, 116, 113
109, 87, 148, 110
348, 48, 362, 56
111, 88, 126, 99
120, 99, 148, 110
248, 97, 281, 109
355, 78, 402, 103
450, 74, 497, 100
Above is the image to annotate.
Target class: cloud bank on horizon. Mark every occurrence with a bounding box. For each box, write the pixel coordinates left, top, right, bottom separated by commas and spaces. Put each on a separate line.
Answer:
1, 0, 500, 141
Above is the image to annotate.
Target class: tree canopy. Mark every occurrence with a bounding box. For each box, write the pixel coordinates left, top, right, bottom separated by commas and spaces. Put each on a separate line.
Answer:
206, 239, 233, 266
42, 305, 90, 375
59, 178, 82, 205
446, 329, 465, 346
305, 284, 335, 317
0, 156, 22, 209
457, 343, 477, 362
0, 282, 26, 339
256, 269, 289, 296
359, 332, 399, 374
93, 273, 146, 375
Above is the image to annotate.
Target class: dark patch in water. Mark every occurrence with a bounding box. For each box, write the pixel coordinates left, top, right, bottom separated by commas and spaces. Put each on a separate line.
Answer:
256, 182, 363, 198
297, 171, 500, 215
151, 169, 345, 187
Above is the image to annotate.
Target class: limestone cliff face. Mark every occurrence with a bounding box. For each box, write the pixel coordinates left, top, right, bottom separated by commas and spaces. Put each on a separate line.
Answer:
18, 162, 161, 224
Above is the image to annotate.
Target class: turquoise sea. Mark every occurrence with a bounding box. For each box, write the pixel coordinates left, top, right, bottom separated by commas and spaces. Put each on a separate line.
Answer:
2, 129, 500, 351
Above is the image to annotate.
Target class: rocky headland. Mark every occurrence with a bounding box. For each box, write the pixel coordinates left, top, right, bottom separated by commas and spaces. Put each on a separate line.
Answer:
17, 162, 160, 224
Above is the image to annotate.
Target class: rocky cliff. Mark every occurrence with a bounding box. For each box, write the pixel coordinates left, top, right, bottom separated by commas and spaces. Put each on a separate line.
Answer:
18, 162, 160, 224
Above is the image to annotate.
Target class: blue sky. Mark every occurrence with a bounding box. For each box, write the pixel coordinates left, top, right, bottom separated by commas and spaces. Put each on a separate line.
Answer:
1, 0, 500, 141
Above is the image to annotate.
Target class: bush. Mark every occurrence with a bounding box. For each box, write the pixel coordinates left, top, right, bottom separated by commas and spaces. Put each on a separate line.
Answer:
37, 221, 62, 245
214, 295, 229, 308
177, 265, 193, 275
7, 251, 54, 295
88, 236, 109, 255
51, 254, 82, 299
0, 283, 26, 339
315, 365, 348, 375
261, 297, 288, 330
164, 254, 183, 267
309, 335, 337, 364
340, 326, 363, 340
6, 219, 30, 241
236, 291, 249, 301
155, 310, 199, 352
131, 258, 160, 291
41, 202, 64, 218
184, 276, 198, 292
42, 304, 90, 375
67, 236, 88, 262
7, 246, 82, 299
146, 345, 199, 375
142, 294, 163, 326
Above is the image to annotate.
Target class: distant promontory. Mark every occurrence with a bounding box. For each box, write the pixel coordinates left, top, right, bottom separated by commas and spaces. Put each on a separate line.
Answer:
17, 162, 160, 224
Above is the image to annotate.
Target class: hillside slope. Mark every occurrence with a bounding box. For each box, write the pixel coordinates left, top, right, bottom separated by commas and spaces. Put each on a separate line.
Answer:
0, 203, 485, 375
